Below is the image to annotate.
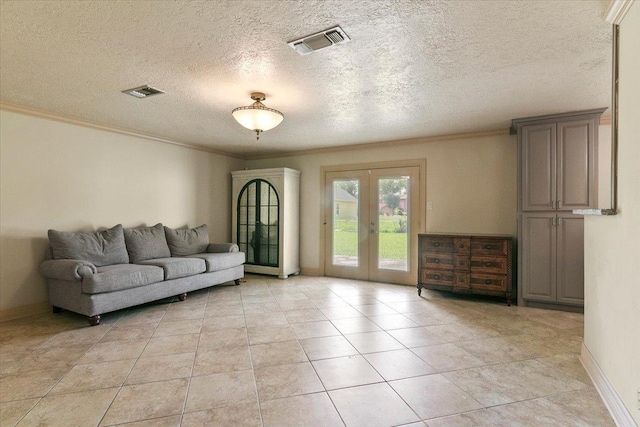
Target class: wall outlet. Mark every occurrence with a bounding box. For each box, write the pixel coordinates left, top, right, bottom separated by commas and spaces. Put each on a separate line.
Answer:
427, 201, 433, 210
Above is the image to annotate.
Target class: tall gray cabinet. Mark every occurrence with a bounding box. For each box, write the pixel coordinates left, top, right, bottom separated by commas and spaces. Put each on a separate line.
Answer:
512, 108, 605, 309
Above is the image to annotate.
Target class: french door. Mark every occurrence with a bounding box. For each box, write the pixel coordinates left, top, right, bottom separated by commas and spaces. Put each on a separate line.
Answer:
324, 166, 420, 285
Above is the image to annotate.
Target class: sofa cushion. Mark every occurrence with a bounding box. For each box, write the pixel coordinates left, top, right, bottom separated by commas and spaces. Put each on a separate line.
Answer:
49, 224, 129, 267
164, 224, 209, 256
137, 257, 206, 280
124, 223, 171, 263
82, 264, 164, 294
187, 252, 245, 273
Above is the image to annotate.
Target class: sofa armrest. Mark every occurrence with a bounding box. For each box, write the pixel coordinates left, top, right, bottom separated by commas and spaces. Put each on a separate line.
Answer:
206, 243, 240, 253
40, 259, 97, 282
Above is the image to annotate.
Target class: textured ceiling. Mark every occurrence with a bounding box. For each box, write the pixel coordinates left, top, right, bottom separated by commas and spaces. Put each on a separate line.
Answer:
0, 0, 611, 157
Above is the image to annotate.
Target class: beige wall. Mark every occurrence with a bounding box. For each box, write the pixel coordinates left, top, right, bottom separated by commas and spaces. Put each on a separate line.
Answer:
0, 110, 244, 314
584, 3, 640, 424
247, 133, 518, 272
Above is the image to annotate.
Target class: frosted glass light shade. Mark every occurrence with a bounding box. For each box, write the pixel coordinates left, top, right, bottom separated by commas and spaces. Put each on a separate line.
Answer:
232, 101, 284, 132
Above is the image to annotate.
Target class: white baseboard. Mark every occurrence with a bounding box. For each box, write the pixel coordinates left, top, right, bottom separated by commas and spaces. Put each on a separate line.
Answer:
300, 267, 322, 276
0, 301, 50, 322
580, 343, 637, 427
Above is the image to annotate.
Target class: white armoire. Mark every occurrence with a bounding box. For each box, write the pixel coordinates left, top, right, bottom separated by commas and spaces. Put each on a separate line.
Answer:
231, 168, 300, 278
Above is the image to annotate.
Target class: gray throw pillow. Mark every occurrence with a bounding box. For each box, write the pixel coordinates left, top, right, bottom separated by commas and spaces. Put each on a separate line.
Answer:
164, 224, 209, 256
124, 223, 171, 263
48, 224, 129, 267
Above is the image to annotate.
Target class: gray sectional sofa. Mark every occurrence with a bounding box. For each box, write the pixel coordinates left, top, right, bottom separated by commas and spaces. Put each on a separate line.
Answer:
39, 223, 244, 325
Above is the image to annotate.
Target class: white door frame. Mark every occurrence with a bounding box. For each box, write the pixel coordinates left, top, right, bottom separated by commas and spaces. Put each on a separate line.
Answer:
320, 159, 426, 285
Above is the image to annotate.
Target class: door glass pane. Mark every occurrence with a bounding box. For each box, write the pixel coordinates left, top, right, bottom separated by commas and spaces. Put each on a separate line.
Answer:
333, 179, 359, 267
377, 176, 409, 271
237, 179, 279, 267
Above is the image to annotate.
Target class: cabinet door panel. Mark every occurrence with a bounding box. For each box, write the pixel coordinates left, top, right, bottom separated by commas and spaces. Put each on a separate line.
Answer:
556, 215, 584, 305
521, 213, 556, 302
557, 119, 597, 210
521, 124, 556, 211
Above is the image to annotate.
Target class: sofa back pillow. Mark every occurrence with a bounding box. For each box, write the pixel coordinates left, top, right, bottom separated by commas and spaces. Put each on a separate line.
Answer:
48, 224, 129, 267
124, 223, 171, 263
164, 224, 209, 256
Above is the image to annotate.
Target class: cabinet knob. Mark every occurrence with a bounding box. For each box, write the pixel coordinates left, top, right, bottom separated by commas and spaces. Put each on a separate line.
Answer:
434, 259, 439, 263
459, 278, 465, 283
459, 244, 465, 248
485, 245, 492, 249
434, 275, 440, 279
434, 242, 440, 247
485, 279, 492, 285
485, 262, 491, 267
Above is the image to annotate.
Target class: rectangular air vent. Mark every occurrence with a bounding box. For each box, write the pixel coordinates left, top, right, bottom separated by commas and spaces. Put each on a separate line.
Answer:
288, 26, 351, 56
122, 85, 164, 98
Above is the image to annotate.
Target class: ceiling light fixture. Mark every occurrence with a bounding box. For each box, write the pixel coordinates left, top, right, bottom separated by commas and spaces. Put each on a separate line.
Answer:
232, 92, 284, 140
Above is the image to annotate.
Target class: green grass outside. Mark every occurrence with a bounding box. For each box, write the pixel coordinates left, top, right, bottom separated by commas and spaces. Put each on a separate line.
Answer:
333, 217, 407, 260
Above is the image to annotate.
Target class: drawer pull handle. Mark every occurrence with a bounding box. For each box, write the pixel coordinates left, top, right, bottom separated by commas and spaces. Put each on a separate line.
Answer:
434, 259, 439, 263
485, 262, 491, 267
434, 275, 440, 279
485, 245, 492, 249
434, 242, 440, 247
485, 279, 492, 285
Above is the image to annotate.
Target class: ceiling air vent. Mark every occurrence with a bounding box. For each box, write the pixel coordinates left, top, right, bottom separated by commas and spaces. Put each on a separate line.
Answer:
288, 26, 351, 56
122, 85, 164, 99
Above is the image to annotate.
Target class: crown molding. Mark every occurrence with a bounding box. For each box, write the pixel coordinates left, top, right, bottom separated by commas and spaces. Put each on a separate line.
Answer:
247, 129, 511, 160
605, 0, 635, 24
0, 102, 246, 160
2, 102, 614, 162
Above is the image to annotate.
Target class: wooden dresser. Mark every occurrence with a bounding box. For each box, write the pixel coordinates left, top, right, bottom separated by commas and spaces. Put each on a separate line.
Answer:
418, 233, 514, 305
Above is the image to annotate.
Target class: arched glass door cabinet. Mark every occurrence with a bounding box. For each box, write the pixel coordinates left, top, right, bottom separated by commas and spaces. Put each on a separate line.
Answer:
232, 168, 300, 278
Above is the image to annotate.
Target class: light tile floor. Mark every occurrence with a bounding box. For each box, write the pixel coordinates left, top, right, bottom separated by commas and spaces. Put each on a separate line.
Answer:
0, 274, 615, 426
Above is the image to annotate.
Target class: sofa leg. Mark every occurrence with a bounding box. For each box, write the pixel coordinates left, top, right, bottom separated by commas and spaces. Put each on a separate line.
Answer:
178, 293, 187, 301
88, 315, 101, 326
234, 279, 241, 286
52, 306, 62, 314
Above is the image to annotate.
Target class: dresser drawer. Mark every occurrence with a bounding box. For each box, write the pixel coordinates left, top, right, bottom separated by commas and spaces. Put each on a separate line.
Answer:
471, 238, 509, 256
421, 252, 454, 270
470, 273, 508, 292
421, 236, 454, 253
420, 270, 454, 287
454, 238, 471, 254
470, 256, 507, 275
454, 272, 470, 291
454, 254, 470, 270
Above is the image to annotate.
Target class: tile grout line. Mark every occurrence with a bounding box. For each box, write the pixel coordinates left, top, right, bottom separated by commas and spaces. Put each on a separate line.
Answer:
96, 295, 172, 426
243, 282, 266, 427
